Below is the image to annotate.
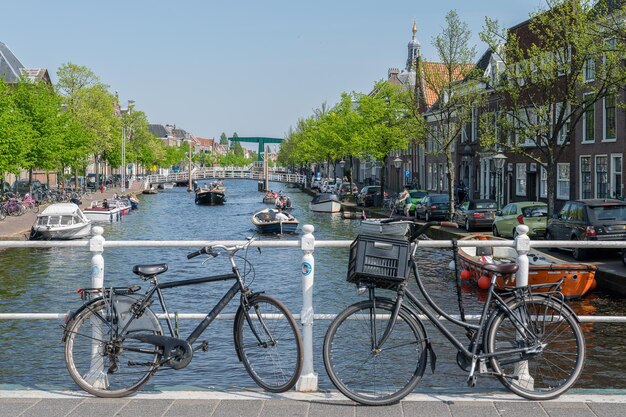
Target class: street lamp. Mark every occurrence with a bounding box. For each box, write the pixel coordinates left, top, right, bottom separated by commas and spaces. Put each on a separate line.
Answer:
121, 100, 134, 194
492, 153, 507, 209
393, 157, 403, 193
187, 139, 194, 192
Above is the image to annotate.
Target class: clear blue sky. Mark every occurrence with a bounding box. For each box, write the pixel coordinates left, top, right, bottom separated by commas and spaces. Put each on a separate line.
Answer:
3, 0, 545, 141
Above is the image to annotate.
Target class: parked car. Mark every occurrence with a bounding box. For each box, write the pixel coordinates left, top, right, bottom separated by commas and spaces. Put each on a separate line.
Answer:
311, 175, 323, 191
357, 186, 382, 207
453, 199, 497, 231
337, 182, 359, 200
546, 199, 626, 260
405, 189, 429, 215
415, 194, 451, 221
1, 181, 11, 193
13, 179, 44, 195
320, 179, 340, 193
492, 201, 548, 238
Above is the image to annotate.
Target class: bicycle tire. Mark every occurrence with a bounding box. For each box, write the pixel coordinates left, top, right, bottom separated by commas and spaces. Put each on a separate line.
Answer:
64, 297, 163, 398
0, 207, 5, 221
323, 298, 427, 405
485, 296, 585, 400
31, 203, 39, 214
234, 294, 303, 392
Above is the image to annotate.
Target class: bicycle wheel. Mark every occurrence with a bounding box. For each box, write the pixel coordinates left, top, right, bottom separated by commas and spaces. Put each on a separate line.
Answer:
485, 296, 585, 400
234, 294, 303, 392
64, 297, 163, 397
323, 299, 427, 405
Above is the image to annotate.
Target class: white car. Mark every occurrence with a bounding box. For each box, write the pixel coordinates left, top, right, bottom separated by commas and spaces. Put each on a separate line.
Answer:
320, 179, 339, 193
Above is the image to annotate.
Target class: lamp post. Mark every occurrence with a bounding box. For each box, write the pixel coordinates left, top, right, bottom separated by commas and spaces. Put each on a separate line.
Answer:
120, 100, 134, 194
393, 157, 402, 193
492, 153, 507, 209
187, 139, 193, 192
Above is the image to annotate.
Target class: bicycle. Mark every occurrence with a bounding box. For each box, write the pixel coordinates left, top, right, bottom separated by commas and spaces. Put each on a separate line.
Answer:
62, 240, 304, 397
323, 221, 585, 405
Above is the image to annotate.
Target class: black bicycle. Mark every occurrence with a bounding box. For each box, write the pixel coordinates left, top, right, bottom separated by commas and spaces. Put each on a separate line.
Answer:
63, 240, 303, 397
323, 221, 585, 405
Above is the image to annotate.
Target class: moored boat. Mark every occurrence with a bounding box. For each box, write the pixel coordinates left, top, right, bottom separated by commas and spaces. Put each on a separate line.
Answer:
158, 182, 175, 190
83, 200, 123, 223
251, 208, 299, 234
456, 234, 596, 298
30, 203, 92, 240
309, 193, 341, 213
360, 218, 412, 237
195, 182, 226, 205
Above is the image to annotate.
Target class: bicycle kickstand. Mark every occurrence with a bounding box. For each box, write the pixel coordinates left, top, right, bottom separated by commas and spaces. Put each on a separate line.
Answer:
467, 358, 478, 388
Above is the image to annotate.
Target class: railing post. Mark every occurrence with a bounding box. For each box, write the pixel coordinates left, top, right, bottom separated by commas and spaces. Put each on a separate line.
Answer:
513, 224, 530, 287
87, 225, 107, 388
89, 226, 105, 288
296, 224, 318, 391
512, 223, 533, 388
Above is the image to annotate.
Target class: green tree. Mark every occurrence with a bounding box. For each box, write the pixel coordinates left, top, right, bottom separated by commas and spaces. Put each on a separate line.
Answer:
0, 79, 32, 176
220, 132, 228, 145
11, 78, 66, 189
56, 63, 118, 180
480, 0, 626, 215
421, 10, 481, 216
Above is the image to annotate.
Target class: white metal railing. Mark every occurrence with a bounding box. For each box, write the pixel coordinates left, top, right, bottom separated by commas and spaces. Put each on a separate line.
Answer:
145, 167, 306, 185
2, 224, 626, 391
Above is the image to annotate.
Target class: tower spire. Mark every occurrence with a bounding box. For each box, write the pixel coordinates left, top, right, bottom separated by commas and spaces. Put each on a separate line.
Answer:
406, 20, 421, 71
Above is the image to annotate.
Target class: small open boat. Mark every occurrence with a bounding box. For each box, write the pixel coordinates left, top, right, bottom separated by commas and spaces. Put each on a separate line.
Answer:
30, 203, 92, 240
83, 200, 122, 223
251, 208, 299, 234
195, 184, 226, 205
456, 234, 596, 298
360, 218, 411, 237
309, 193, 341, 213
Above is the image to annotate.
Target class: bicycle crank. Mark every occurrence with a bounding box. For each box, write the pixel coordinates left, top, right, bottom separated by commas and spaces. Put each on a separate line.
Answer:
128, 333, 193, 370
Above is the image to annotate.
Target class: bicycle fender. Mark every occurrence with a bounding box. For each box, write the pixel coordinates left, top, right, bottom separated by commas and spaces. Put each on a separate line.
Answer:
233, 303, 245, 362
62, 296, 105, 342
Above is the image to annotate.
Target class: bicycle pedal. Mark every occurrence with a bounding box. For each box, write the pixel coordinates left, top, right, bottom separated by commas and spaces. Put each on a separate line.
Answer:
196, 340, 209, 352
467, 375, 477, 388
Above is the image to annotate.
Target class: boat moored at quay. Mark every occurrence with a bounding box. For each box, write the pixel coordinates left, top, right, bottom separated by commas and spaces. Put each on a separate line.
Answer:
4, 180, 626, 395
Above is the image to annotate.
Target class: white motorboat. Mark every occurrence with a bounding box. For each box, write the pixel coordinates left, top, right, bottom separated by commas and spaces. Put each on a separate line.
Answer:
309, 193, 342, 213
30, 203, 92, 240
83, 200, 123, 222
158, 182, 175, 190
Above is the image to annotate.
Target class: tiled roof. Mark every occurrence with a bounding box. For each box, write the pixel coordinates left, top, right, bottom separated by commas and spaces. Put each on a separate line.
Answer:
21, 68, 50, 83
420, 61, 473, 108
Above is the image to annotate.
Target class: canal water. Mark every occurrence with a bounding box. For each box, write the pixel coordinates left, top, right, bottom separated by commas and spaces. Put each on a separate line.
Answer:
1, 179, 626, 393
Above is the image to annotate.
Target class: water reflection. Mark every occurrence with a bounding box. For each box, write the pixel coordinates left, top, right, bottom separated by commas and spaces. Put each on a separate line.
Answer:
1, 180, 626, 391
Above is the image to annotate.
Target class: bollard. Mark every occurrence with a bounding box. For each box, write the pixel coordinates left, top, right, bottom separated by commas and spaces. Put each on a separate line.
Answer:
296, 224, 318, 391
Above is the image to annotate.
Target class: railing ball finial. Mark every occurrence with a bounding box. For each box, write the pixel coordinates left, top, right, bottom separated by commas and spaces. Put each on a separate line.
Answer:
303, 224, 314, 235
92, 226, 104, 236
515, 224, 530, 236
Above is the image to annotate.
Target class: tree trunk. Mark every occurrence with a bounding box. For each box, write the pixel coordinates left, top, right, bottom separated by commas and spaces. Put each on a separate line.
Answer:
446, 154, 455, 221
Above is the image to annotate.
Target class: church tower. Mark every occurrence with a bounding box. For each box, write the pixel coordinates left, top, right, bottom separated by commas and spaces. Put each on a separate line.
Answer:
406, 20, 421, 71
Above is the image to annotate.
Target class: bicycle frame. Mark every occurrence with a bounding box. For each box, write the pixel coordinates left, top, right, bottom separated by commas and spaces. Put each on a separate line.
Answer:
125, 273, 244, 346
371, 256, 552, 369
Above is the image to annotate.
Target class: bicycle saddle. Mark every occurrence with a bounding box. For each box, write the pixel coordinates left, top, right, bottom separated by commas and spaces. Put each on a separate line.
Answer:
132, 263, 169, 277
481, 263, 519, 275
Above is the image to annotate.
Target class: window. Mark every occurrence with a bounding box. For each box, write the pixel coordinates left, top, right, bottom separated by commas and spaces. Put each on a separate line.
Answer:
611, 154, 623, 199
539, 166, 547, 198
557, 163, 570, 200
584, 57, 595, 81
595, 156, 608, 198
582, 93, 595, 143
555, 103, 570, 144
604, 94, 616, 140
516, 164, 527, 196
580, 156, 592, 199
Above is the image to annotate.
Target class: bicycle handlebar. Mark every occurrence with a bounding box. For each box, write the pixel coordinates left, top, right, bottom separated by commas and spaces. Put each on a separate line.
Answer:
187, 246, 208, 259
